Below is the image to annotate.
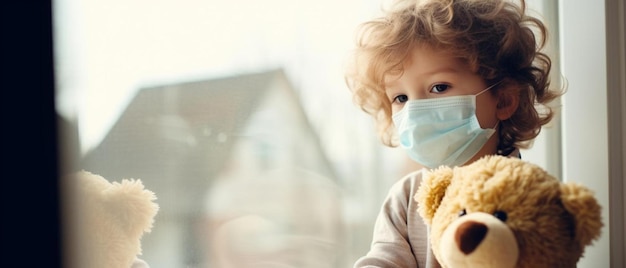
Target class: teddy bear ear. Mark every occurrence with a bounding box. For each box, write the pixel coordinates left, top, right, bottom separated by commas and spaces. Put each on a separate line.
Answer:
559, 182, 603, 247
103, 179, 159, 238
415, 166, 454, 225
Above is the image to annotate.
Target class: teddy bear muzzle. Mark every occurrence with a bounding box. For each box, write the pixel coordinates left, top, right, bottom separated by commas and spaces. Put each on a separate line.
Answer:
439, 212, 519, 268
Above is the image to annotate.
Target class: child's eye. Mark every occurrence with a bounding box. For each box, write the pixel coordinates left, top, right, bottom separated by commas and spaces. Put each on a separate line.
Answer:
393, 94, 409, 103
430, 84, 450, 93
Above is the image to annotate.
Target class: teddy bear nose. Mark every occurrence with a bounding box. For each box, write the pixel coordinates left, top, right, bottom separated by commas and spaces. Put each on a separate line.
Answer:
455, 220, 488, 255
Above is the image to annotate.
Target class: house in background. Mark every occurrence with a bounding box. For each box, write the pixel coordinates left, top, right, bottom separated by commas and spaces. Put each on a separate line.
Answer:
79, 69, 345, 267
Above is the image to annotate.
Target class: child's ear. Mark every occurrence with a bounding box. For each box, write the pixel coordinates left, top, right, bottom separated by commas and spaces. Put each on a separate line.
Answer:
496, 86, 519, 120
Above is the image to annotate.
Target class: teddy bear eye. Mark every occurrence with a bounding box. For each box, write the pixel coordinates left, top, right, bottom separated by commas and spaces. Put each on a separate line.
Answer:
458, 209, 467, 217
493, 210, 508, 222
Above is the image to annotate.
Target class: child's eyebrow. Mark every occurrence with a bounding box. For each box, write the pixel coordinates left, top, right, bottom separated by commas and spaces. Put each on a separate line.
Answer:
421, 66, 463, 76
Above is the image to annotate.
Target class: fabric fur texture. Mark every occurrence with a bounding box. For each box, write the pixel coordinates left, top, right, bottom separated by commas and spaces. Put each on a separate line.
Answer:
415, 155, 602, 268
68, 171, 159, 268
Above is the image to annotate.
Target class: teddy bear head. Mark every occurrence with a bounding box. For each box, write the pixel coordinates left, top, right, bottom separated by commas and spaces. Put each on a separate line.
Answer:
66, 171, 159, 268
415, 155, 603, 268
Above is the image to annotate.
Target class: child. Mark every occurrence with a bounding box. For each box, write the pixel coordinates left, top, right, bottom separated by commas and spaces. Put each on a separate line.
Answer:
344, 0, 562, 267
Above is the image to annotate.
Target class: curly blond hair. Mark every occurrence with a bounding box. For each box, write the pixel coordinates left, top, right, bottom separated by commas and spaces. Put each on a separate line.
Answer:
345, 0, 562, 153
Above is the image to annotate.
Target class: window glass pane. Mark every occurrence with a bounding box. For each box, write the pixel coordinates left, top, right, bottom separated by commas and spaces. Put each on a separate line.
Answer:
54, 0, 407, 267
54, 1, 559, 267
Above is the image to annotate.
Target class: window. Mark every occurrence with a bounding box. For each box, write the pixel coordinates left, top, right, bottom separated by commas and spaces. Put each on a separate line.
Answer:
54, 0, 621, 267
54, 1, 397, 267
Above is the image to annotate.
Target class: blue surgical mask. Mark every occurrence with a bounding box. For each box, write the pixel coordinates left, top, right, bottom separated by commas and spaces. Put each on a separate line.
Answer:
392, 84, 498, 168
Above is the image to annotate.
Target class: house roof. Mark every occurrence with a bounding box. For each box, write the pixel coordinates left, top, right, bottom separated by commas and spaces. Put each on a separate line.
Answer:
80, 68, 337, 213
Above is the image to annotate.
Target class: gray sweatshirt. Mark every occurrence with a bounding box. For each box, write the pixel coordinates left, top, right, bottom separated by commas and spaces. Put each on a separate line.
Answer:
354, 168, 441, 268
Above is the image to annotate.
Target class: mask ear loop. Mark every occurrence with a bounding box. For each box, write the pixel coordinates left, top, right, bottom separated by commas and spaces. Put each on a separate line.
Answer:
479, 81, 502, 148
475, 81, 502, 96
490, 120, 499, 130
477, 80, 503, 129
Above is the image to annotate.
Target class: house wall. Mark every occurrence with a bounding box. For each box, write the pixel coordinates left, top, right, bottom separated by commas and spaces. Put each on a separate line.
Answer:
204, 73, 348, 267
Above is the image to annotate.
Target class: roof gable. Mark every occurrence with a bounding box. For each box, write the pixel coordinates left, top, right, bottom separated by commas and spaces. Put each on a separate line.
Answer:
80, 69, 337, 213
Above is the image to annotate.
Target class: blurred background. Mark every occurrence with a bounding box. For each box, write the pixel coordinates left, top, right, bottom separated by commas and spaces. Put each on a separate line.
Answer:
52, 0, 619, 267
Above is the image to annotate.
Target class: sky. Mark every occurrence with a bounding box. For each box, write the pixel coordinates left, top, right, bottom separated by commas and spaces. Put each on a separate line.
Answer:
54, 0, 385, 153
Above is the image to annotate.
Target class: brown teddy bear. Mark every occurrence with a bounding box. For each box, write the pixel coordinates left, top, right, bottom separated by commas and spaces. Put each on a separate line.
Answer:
415, 155, 603, 268
64, 171, 159, 268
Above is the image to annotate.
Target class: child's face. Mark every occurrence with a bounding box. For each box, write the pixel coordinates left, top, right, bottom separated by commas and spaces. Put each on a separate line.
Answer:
384, 45, 499, 130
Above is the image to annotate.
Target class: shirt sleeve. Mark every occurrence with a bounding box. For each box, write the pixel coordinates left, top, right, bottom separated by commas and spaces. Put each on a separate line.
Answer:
353, 172, 422, 268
